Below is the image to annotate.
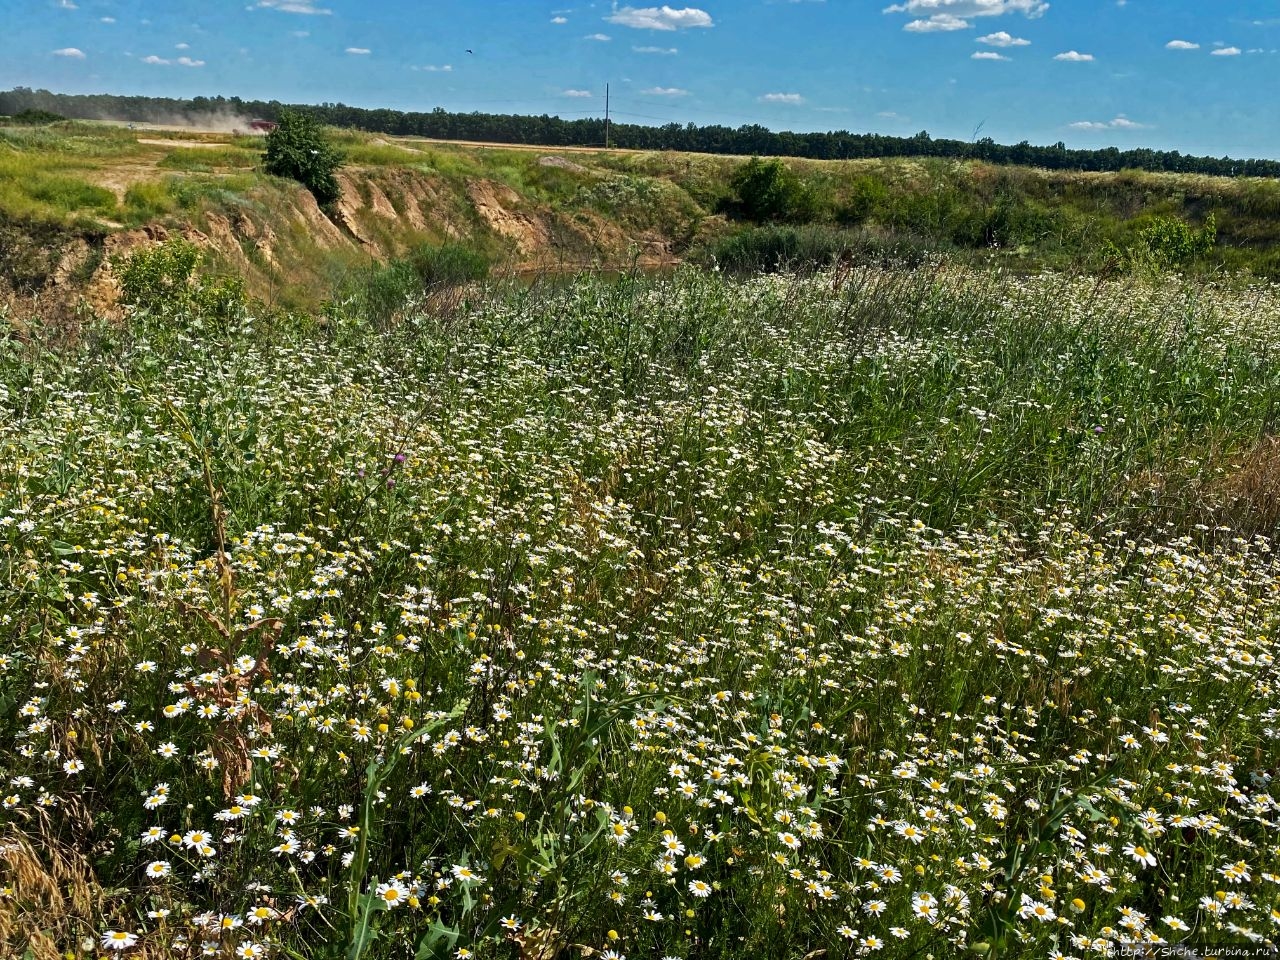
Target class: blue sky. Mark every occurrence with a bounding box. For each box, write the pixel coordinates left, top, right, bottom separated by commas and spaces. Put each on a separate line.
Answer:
4, 0, 1280, 158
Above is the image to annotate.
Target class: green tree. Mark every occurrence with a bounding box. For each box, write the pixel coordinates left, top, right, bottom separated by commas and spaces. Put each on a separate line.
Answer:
262, 109, 343, 206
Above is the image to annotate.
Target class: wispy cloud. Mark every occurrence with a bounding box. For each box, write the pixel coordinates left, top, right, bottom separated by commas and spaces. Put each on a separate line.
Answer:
759, 92, 805, 104
345, 47, 371, 54
562, 89, 596, 97
1165, 39, 1199, 50
971, 50, 1009, 60
141, 54, 206, 66
1069, 115, 1146, 130
52, 46, 86, 58
411, 64, 453, 72
887, 0, 1047, 34
634, 45, 678, 54
1211, 46, 1241, 56
551, 16, 568, 24
977, 30, 1029, 46
254, 0, 332, 14
1054, 50, 1094, 61
606, 5, 714, 31
642, 86, 689, 95
584, 33, 612, 41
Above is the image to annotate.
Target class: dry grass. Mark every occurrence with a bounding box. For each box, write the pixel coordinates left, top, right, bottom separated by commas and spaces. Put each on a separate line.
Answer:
0, 822, 101, 957
1220, 434, 1280, 532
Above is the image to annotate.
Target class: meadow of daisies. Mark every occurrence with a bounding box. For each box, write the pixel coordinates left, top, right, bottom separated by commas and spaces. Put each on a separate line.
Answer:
3, 261, 1280, 960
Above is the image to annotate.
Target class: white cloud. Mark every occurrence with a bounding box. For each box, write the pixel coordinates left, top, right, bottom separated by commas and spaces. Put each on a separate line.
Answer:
254, 0, 332, 14
551, 16, 568, 23
759, 92, 805, 104
584, 33, 612, 40
885, 0, 1048, 16
643, 86, 689, 95
100, 16, 115, 23
1054, 50, 1093, 61
606, 5, 714, 31
57, 0, 77, 8
52, 47, 86, 58
176, 43, 190, 49
142, 53, 204, 66
1069, 115, 1145, 130
971, 50, 1008, 59
1211, 46, 1241, 56
345, 47, 371, 54
562, 89, 596, 97
888, 0, 1046, 33
1165, 39, 1199, 50
634, 45, 678, 53
905, 14, 970, 31
411, 64, 453, 72
977, 30, 1029, 46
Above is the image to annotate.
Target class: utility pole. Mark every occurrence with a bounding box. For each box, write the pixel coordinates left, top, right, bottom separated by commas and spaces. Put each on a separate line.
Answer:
605, 83, 610, 149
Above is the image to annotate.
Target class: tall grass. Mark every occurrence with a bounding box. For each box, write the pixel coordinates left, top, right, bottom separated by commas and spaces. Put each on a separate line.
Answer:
3, 259, 1280, 958
157, 147, 259, 173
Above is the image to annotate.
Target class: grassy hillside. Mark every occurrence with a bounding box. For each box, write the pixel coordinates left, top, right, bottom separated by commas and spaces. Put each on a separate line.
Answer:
5, 117, 1280, 321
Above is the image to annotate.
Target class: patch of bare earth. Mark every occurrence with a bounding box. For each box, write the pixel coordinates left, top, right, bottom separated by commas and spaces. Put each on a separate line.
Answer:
467, 179, 550, 256
87, 162, 162, 202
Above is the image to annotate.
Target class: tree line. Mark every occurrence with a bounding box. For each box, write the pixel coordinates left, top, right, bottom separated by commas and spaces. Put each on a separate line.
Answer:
4, 86, 1279, 178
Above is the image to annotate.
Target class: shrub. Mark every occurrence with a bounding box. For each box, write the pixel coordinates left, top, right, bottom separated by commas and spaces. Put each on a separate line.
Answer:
727, 156, 817, 224
1097, 213, 1218, 274
336, 243, 491, 326
1136, 212, 1217, 269
262, 109, 343, 206
5, 108, 65, 125
114, 238, 246, 325
838, 175, 891, 225
407, 242, 490, 287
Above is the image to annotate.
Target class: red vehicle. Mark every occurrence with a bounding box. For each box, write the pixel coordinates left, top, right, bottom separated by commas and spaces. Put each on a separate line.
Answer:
247, 118, 277, 132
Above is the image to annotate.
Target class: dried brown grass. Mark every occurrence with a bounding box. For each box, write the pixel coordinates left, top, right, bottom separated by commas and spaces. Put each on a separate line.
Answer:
0, 822, 100, 958
1220, 435, 1280, 534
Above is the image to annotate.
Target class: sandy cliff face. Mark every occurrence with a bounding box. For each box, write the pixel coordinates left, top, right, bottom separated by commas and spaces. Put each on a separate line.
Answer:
3, 162, 690, 324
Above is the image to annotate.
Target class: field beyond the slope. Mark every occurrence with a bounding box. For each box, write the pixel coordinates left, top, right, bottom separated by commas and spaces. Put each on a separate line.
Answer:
3, 265, 1280, 959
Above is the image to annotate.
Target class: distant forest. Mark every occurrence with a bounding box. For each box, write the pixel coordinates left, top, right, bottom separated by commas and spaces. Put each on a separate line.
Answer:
5, 86, 1279, 179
